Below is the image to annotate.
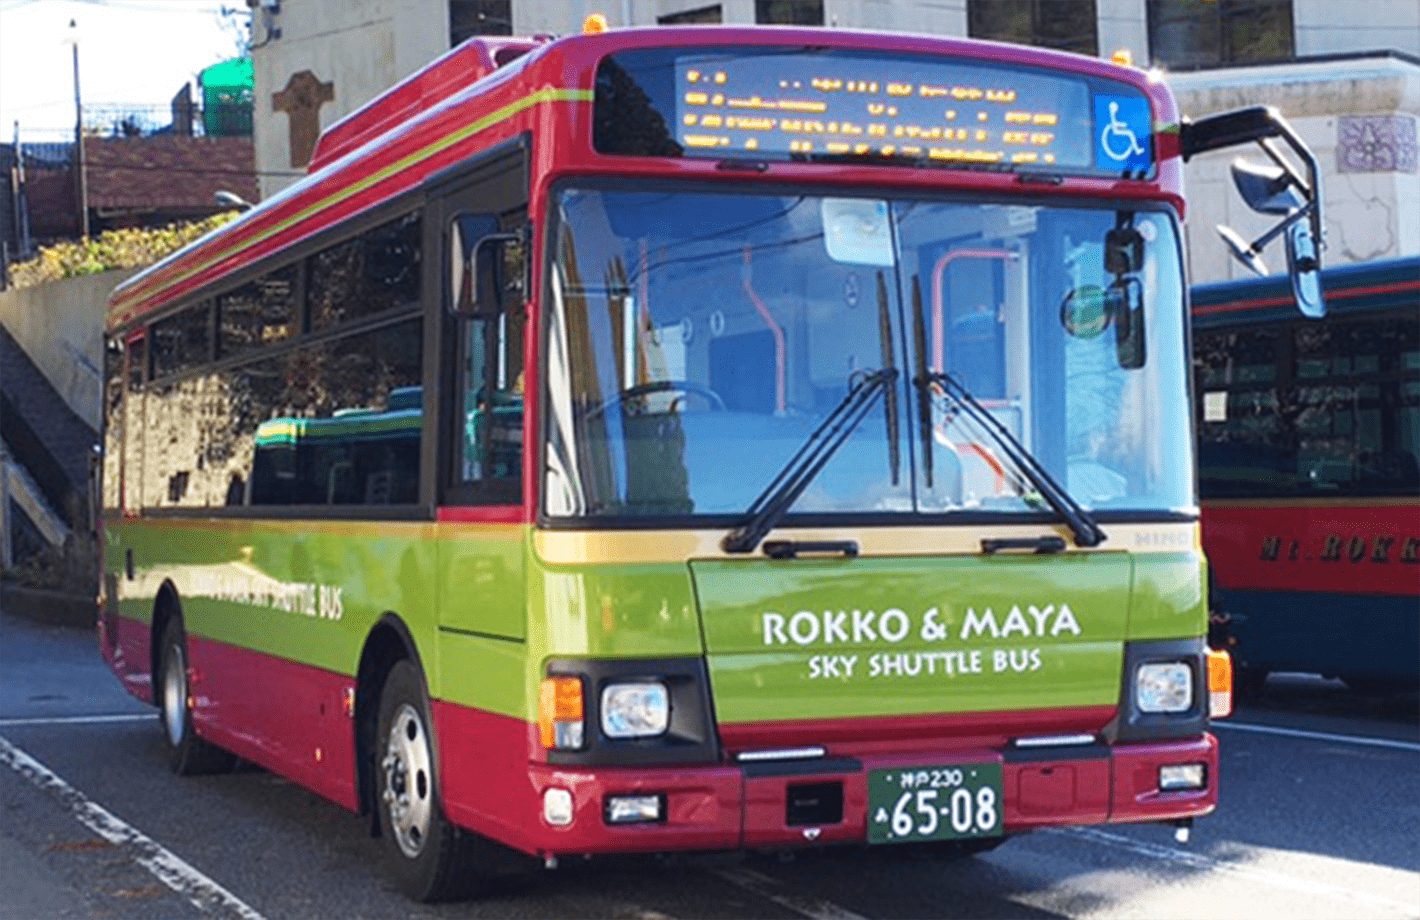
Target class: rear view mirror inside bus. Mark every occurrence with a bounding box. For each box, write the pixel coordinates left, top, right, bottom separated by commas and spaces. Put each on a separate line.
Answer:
821, 197, 894, 266
1105, 226, 1143, 274
1109, 278, 1146, 369
452, 223, 525, 317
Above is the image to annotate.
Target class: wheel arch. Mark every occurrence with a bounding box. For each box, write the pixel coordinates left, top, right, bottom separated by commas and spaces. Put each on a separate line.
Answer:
149, 579, 183, 698
355, 612, 430, 830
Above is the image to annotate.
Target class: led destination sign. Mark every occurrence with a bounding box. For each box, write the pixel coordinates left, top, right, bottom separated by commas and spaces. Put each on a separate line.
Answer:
592, 48, 1155, 175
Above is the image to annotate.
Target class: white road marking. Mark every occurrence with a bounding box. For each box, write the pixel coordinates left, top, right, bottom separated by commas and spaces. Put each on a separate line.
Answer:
0, 713, 153, 727
1055, 826, 1420, 916
0, 734, 267, 920
1216, 721, 1420, 753
713, 866, 869, 920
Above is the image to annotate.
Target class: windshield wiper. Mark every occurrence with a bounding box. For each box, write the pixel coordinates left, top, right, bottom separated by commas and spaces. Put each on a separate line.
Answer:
920, 371, 1106, 548
722, 368, 898, 554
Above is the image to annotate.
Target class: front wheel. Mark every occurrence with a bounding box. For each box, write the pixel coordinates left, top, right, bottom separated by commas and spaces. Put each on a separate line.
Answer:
157, 619, 235, 775
375, 659, 483, 902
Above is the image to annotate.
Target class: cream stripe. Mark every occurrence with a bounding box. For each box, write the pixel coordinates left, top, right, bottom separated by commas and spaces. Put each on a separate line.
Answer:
535, 522, 1199, 565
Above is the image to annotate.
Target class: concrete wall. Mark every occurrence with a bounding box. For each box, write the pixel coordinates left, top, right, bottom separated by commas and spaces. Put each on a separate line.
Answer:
1294, 0, 1420, 58
0, 268, 136, 431
253, 0, 447, 200
1170, 55, 1420, 285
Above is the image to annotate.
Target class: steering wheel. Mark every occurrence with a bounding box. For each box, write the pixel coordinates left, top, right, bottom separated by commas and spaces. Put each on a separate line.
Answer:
594, 380, 726, 418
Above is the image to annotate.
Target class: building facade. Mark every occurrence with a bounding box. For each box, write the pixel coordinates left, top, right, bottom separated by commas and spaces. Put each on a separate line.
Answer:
247, 0, 1420, 280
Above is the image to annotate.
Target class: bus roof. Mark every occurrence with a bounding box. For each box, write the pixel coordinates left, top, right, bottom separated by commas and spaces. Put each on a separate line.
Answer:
1191, 255, 1420, 328
108, 26, 1181, 334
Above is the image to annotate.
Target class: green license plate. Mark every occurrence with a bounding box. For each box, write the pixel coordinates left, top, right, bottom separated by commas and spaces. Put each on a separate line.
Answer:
867, 763, 1004, 844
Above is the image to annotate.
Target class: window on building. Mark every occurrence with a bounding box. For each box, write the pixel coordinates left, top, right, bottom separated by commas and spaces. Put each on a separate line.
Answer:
967, 0, 1099, 57
659, 5, 723, 25
451, 0, 512, 44
1147, 0, 1294, 69
755, 1, 824, 25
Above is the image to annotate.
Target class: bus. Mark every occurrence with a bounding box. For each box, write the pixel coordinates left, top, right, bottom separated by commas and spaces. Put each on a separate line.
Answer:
1193, 256, 1419, 695
98, 22, 1317, 901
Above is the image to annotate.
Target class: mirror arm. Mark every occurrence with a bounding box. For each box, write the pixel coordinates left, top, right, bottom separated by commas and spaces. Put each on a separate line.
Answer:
1250, 203, 1312, 253
1184, 105, 1326, 260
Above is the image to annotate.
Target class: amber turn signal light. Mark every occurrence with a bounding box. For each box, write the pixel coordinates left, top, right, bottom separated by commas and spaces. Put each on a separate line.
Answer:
539, 676, 585, 749
1206, 649, 1233, 719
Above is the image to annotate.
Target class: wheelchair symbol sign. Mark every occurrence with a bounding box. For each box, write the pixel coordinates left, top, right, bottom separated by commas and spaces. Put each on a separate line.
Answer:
1095, 96, 1151, 171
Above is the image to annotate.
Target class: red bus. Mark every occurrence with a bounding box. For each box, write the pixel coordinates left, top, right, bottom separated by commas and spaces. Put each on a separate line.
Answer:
1194, 256, 1419, 695
99, 22, 1320, 901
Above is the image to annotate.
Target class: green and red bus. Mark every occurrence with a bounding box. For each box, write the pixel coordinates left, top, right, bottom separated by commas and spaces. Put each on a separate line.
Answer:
98, 22, 1317, 901
1194, 256, 1419, 695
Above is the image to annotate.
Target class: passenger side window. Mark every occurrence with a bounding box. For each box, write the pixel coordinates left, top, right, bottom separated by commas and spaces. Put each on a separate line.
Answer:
450, 212, 525, 502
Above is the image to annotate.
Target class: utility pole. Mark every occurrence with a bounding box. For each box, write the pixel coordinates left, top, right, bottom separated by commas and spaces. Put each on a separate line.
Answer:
68, 18, 89, 238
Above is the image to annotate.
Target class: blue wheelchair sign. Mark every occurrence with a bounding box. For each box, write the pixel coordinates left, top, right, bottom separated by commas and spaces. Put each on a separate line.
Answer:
1094, 96, 1152, 172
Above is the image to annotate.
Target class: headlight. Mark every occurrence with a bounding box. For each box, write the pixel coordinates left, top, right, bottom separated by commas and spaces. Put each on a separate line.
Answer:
601, 681, 669, 738
1136, 661, 1193, 713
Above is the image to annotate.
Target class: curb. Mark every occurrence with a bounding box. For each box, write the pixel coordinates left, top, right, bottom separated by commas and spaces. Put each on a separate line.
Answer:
0, 583, 95, 629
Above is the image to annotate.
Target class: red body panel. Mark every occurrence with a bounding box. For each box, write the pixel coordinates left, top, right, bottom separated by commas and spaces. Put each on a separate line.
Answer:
107, 612, 1215, 856
512, 736, 1216, 856
721, 706, 1118, 752
188, 634, 358, 810
1203, 501, 1420, 596
111, 610, 155, 705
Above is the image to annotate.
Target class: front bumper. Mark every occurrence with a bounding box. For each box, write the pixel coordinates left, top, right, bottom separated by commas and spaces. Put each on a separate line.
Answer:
526, 733, 1218, 855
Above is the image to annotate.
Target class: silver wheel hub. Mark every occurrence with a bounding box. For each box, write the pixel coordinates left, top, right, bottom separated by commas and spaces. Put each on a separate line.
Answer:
381, 703, 432, 858
162, 644, 187, 746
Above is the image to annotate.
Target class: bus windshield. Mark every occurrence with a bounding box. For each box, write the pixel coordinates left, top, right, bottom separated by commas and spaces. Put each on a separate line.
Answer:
544, 186, 1193, 521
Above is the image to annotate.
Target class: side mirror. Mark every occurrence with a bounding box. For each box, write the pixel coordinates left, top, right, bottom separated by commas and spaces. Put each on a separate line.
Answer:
1217, 224, 1268, 277
1285, 220, 1325, 318
1230, 157, 1304, 215
1182, 106, 1326, 318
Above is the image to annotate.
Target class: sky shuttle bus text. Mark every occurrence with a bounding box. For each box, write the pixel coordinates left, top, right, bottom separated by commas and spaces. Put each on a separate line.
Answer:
98, 24, 1320, 901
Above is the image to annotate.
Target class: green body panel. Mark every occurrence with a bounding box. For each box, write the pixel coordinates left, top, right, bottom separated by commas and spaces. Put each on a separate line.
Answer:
437, 528, 527, 640
436, 629, 530, 718
691, 553, 1139, 724
526, 561, 706, 660
107, 515, 1205, 730
1127, 551, 1208, 640
106, 518, 528, 721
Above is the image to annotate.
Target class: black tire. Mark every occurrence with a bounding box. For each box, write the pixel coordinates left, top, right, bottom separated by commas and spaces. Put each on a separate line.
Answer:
157, 619, 236, 775
375, 659, 483, 902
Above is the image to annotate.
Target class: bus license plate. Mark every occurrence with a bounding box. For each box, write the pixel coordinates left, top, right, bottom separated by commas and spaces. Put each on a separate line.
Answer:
867, 763, 1004, 844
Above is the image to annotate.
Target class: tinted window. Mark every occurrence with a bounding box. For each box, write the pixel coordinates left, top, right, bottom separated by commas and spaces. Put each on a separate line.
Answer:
1196, 312, 1419, 497
310, 212, 422, 330
248, 320, 425, 506
219, 265, 300, 358
141, 320, 423, 509
151, 304, 213, 379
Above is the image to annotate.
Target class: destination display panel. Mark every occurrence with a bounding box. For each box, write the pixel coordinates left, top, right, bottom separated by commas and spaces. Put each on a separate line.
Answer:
594, 47, 1155, 177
